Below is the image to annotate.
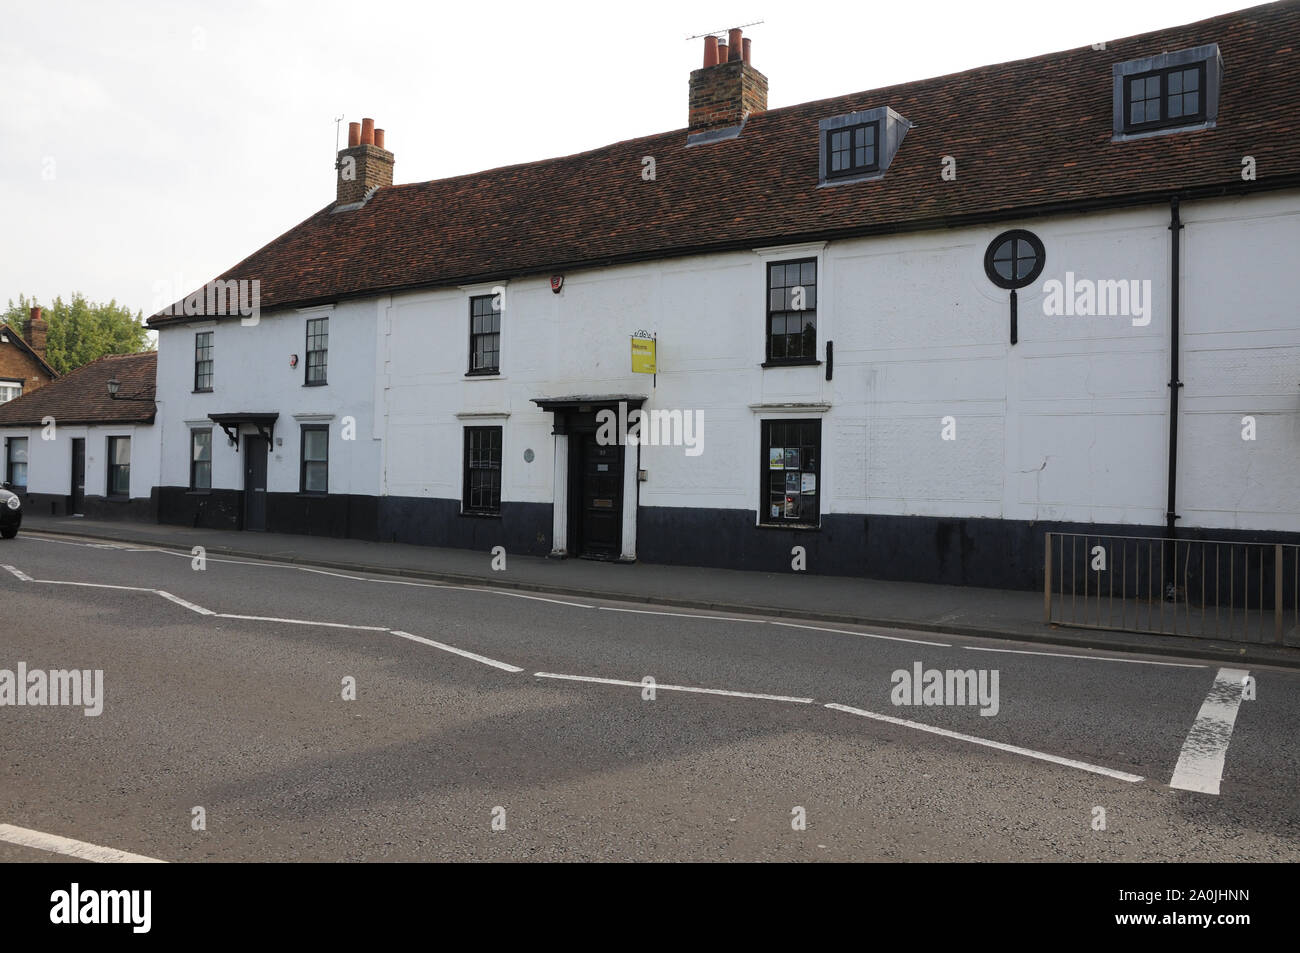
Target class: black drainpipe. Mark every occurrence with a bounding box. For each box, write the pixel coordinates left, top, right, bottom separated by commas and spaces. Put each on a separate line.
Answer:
1165, 196, 1184, 598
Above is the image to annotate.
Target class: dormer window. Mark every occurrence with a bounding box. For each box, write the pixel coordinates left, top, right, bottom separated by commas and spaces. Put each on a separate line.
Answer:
1124, 63, 1205, 131
826, 122, 878, 178
1113, 44, 1221, 140
818, 107, 911, 187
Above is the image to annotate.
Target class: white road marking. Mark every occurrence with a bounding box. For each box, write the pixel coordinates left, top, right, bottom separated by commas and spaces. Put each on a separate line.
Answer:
534, 672, 814, 704
1169, 667, 1250, 795
771, 620, 950, 647
367, 577, 483, 591
156, 591, 215, 615
390, 630, 524, 673
2, 564, 33, 582
492, 590, 593, 609
296, 566, 369, 581
0, 824, 166, 863
598, 606, 760, 623
214, 613, 388, 631
36, 580, 157, 592
825, 702, 1145, 783
963, 645, 1206, 668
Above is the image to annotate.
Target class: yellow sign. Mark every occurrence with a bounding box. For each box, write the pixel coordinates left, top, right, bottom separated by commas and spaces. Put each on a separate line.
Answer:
631, 336, 657, 374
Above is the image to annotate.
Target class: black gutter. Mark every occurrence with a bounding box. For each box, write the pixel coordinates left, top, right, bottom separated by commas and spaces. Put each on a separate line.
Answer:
1164, 195, 1185, 598
147, 173, 1300, 327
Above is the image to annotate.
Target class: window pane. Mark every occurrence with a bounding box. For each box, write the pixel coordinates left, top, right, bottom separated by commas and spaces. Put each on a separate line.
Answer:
304, 461, 327, 493
801, 262, 816, 286
304, 429, 327, 461
10, 438, 27, 464
1182, 68, 1199, 91
113, 438, 131, 465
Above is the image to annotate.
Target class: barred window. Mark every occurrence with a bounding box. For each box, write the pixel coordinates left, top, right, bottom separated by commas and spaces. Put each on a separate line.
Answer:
766, 259, 817, 363
194, 332, 213, 391
761, 419, 820, 526
305, 317, 328, 385
462, 426, 502, 515
468, 295, 501, 374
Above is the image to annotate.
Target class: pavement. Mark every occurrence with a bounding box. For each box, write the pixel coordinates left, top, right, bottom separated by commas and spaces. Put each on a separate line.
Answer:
17, 514, 1300, 669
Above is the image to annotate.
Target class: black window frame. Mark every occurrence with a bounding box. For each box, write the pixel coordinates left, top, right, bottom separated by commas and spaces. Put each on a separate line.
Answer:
983, 229, 1046, 290
194, 331, 213, 392
462, 425, 503, 516
1122, 62, 1207, 133
764, 258, 819, 366
299, 424, 329, 496
5, 435, 28, 490
824, 120, 880, 179
189, 428, 212, 492
759, 419, 821, 528
304, 316, 328, 386
467, 294, 501, 376
106, 436, 130, 500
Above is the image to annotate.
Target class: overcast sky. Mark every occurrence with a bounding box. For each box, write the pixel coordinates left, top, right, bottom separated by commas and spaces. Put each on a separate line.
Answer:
0, 0, 1256, 318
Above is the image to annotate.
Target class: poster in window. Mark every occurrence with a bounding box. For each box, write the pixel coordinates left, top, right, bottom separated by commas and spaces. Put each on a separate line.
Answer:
784, 448, 800, 469
801, 473, 817, 494
785, 472, 799, 491
769, 448, 785, 470
770, 503, 780, 519
784, 496, 798, 518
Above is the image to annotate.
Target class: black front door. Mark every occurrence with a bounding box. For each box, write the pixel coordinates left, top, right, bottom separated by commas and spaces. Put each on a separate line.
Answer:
243, 435, 268, 531
570, 432, 622, 559
70, 438, 85, 515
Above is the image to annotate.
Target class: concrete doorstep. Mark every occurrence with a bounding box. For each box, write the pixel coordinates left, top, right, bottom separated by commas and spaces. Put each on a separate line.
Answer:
15, 514, 1300, 670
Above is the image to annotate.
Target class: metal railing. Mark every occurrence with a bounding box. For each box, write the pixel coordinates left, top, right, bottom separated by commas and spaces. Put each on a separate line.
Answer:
1044, 532, 1299, 646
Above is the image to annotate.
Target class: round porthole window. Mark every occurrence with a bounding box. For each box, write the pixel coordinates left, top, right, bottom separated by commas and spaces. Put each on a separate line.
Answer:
984, 229, 1046, 290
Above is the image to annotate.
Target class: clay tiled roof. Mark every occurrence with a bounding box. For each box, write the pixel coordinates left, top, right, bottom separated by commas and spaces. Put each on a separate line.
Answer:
149, 1, 1300, 326
0, 352, 156, 427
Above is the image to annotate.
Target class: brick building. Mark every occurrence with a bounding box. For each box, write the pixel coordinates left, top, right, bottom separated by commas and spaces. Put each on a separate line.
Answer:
0, 306, 57, 404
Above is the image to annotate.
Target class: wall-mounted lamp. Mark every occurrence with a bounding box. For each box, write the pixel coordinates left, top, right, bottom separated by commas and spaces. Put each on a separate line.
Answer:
106, 378, 152, 401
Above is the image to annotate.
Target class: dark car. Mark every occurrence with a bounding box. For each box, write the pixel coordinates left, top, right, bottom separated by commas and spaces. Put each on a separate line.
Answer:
0, 487, 21, 539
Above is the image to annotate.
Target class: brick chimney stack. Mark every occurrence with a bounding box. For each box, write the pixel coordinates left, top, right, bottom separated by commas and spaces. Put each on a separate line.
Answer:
23, 306, 47, 362
688, 27, 768, 135
336, 117, 394, 205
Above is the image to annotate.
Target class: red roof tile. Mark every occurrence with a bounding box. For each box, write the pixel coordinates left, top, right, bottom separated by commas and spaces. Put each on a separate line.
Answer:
0, 352, 156, 427
149, 1, 1300, 326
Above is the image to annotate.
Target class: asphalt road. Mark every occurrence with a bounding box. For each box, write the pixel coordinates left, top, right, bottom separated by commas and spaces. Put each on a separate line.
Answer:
0, 531, 1296, 862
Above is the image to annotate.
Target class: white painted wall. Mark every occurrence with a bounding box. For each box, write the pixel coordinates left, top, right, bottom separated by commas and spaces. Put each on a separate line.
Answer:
154, 298, 382, 496
374, 190, 1300, 535
145, 189, 1300, 538
1, 421, 159, 501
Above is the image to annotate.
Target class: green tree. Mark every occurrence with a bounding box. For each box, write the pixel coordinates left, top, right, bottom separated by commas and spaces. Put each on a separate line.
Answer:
2, 293, 152, 375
